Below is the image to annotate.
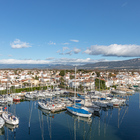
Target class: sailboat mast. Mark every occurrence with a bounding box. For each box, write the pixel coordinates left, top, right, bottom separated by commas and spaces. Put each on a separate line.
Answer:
90, 73, 91, 91
74, 66, 76, 105
7, 75, 9, 112
65, 69, 66, 91
74, 118, 76, 140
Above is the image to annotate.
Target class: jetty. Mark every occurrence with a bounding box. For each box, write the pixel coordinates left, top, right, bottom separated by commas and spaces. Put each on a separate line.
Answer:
51, 106, 66, 113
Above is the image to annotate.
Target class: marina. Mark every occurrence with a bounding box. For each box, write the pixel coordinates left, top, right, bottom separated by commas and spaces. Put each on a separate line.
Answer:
0, 90, 140, 140
0, 0, 140, 139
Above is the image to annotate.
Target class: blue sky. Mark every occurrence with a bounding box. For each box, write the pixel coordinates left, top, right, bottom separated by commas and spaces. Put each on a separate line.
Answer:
0, 0, 140, 65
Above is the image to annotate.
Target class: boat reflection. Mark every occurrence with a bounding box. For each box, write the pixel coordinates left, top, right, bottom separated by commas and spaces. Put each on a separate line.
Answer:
38, 106, 51, 116
65, 111, 93, 140
13, 101, 20, 105
65, 111, 92, 124
38, 106, 53, 140
117, 105, 128, 128
5, 123, 18, 132
0, 127, 5, 136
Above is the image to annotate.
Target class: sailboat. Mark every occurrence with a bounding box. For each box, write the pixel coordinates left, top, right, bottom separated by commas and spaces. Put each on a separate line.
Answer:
2, 77, 19, 125
66, 67, 92, 118
2, 106, 19, 125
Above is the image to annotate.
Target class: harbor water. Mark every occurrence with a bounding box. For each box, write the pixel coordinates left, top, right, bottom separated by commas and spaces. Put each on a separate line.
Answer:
0, 92, 140, 140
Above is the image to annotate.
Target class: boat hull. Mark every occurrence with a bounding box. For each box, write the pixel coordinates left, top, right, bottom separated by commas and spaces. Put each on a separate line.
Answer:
38, 102, 55, 110
66, 106, 92, 118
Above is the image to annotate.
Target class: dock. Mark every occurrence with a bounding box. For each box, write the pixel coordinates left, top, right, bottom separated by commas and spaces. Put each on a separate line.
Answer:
51, 106, 66, 113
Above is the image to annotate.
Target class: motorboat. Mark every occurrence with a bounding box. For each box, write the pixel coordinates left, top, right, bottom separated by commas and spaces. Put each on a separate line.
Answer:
38, 100, 56, 111
25, 92, 34, 99
13, 96, 21, 102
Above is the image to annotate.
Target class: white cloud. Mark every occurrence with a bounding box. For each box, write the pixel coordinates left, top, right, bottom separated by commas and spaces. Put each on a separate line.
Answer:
59, 52, 64, 55
65, 51, 72, 55
46, 57, 54, 60
0, 58, 108, 65
74, 48, 81, 54
84, 44, 140, 57
56, 50, 61, 53
48, 41, 56, 45
10, 39, 32, 49
70, 39, 79, 43
56, 50, 64, 55
8, 54, 13, 57
0, 59, 50, 64
53, 58, 104, 65
63, 47, 69, 51
58, 47, 81, 55
61, 42, 69, 45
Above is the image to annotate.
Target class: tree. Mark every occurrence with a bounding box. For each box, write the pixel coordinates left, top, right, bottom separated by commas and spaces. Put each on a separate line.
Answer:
95, 71, 100, 77
78, 84, 84, 91
70, 75, 75, 79
95, 78, 106, 90
58, 77, 65, 88
59, 70, 65, 76
14, 70, 18, 75
34, 75, 39, 80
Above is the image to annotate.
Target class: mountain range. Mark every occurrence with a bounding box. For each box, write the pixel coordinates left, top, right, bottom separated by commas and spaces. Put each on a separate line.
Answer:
0, 58, 140, 70
78, 58, 140, 70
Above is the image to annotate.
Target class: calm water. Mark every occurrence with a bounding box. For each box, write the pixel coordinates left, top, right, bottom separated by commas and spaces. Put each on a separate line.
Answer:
0, 92, 140, 140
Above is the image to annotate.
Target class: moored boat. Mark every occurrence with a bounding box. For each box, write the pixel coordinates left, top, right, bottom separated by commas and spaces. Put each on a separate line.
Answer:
38, 100, 56, 111
67, 106, 92, 118
2, 111, 19, 125
13, 96, 21, 101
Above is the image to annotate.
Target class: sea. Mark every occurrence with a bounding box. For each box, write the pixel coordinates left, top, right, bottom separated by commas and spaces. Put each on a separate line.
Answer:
0, 92, 140, 140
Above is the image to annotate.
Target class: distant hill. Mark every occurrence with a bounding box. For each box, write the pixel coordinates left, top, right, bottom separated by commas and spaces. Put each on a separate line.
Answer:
78, 58, 140, 69
0, 58, 140, 70
0, 64, 73, 69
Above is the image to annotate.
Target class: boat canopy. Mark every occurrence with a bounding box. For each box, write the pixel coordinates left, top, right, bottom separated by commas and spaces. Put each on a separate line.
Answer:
67, 106, 91, 114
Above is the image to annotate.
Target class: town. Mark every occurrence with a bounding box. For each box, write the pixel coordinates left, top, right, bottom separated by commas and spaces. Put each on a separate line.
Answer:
0, 69, 140, 94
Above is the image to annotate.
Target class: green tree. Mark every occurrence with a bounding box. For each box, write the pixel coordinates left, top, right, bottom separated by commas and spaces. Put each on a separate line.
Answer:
78, 84, 84, 91
96, 71, 100, 77
59, 77, 65, 88
59, 70, 65, 76
70, 75, 75, 79
34, 75, 39, 80
95, 78, 106, 90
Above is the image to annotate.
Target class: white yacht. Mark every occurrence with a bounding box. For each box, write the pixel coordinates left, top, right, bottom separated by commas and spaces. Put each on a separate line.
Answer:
2, 111, 19, 125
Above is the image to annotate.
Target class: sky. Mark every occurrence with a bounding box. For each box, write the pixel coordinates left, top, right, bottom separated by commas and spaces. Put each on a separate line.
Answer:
0, 0, 140, 65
